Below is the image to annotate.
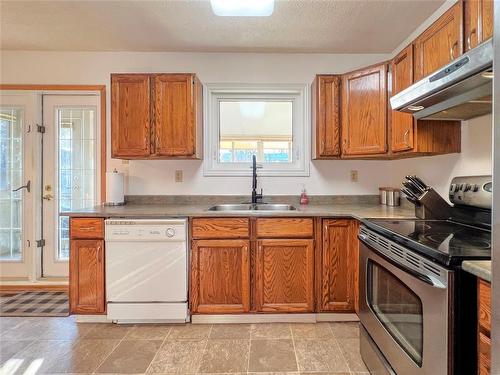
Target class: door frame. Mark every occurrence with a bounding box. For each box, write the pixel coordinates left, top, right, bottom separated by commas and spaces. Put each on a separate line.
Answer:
0, 84, 106, 284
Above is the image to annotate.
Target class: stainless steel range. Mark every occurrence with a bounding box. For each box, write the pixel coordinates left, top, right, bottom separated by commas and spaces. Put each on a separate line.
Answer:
358, 175, 492, 375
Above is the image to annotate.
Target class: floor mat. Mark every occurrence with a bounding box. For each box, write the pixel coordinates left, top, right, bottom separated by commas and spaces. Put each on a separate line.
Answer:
0, 291, 69, 317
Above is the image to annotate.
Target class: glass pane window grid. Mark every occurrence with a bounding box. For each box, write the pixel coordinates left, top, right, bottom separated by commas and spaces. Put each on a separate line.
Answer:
218, 100, 293, 164
57, 108, 97, 260
0, 107, 23, 261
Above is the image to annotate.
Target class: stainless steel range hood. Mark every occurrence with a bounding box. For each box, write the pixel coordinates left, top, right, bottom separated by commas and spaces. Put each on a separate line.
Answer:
390, 39, 493, 121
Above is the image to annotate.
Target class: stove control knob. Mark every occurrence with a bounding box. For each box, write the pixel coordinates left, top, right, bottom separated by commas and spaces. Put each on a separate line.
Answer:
464, 184, 471, 192
454, 184, 460, 192
166, 228, 176, 238
472, 184, 479, 192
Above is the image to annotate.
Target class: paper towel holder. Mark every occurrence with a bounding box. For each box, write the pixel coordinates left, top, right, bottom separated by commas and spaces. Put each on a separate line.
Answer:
104, 169, 125, 206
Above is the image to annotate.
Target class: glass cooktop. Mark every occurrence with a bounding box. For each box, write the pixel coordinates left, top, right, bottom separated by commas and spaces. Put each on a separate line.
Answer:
363, 219, 491, 266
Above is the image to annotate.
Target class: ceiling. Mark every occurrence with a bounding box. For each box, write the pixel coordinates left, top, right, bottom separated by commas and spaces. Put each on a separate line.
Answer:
0, 0, 445, 53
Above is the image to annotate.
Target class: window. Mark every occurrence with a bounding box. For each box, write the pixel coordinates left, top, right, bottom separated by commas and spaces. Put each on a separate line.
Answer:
204, 83, 310, 176
57, 107, 97, 260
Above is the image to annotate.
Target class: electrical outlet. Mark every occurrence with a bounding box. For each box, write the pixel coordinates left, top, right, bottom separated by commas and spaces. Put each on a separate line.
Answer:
350, 170, 359, 182
175, 170, 183, 182
121, 159, 129, 165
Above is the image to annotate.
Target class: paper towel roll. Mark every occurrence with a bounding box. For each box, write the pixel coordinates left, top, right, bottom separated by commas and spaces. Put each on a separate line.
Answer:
106, 170, 124, 205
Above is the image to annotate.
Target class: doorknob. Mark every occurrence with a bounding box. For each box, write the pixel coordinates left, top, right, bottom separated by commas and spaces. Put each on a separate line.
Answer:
12, 180, 30, 193
43, 193, 54, 201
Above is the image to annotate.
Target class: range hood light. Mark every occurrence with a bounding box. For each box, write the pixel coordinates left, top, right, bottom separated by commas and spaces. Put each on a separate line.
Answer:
481, 71, 494, 79
210, 0, 275, 16
407, 105, 425, 111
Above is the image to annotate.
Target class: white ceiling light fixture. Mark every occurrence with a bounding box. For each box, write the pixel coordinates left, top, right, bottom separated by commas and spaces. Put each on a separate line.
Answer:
210, 0, 275, 17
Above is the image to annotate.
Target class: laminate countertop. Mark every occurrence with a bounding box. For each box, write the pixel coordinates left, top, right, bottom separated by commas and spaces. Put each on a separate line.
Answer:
61, 202, 416, 220
462, 260, 492, 283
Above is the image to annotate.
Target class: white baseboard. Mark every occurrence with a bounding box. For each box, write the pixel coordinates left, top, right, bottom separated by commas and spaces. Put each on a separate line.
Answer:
75, 315, 110, 323
192, 313, 359, 324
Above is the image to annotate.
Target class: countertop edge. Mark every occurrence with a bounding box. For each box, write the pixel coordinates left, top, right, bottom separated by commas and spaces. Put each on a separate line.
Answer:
462, 260, 492, 283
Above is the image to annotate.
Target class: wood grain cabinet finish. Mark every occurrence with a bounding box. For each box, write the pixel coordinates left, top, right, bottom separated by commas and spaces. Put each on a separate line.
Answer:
69, 239, 105, 314
191, 239, 250, 314
413, 1, 463, 81
256, 218, 314, 238
477, 279, 491, 374
318, 219, 358, 312
70, 217, 104, 239
255, 239, 314, 312
111, 73, 202, 159
192, 218, 249, 239
312, 75, 341, 159
391, 45, 415, 153
341, 64, 388, 157
111, 74, 151, 158
153, 74, 202, 158
464, 0, 493, 52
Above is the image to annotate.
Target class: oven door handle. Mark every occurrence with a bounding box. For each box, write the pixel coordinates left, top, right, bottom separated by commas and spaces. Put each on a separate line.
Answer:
359, 234, 447, 289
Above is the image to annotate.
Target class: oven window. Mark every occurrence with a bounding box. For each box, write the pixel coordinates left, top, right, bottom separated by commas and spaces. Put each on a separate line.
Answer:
367, 259, 423, 367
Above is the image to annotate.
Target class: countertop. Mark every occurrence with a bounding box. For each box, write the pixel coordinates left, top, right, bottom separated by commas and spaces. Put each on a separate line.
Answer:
462, 260, 492, 283
61, 202, 416, 220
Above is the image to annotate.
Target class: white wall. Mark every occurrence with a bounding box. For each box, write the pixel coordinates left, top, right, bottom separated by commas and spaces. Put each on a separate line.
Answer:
0, 50, 493, 196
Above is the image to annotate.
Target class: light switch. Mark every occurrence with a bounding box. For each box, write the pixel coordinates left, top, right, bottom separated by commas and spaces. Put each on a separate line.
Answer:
350, 170, 359, 182
175, 170, 183, 182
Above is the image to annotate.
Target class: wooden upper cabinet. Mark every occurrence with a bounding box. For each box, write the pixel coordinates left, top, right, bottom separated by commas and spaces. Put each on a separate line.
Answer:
464, 0, 493, 52
191, 239, 250, 314
69, 239, 105, 314
341, 64, 388, 156
413, 1, 463, 81
111, 74, 151, 158
255, 239, 314, 312
319, 219, 358, 313
391, 45, 415, 153
153, 74, 202, 158
111, 73, 202, 159
312, 75, 341, 159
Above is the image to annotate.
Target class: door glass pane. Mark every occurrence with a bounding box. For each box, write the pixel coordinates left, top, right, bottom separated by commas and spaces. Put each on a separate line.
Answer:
0, 107, 23, 261
218, 101, 293, 163
58, 108, 97, 260
367, 260, 423, 366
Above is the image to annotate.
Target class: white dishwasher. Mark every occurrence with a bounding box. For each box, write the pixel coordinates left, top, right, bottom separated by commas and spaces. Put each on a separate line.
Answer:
105, 219, 188, 323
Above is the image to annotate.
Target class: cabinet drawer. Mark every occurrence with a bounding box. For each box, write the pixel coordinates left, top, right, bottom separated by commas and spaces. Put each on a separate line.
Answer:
478, 332, 491, 375
256, 218, 313, 238
70, 218, 104, 239
478, 279, 491, 333
192, 218, 249, 239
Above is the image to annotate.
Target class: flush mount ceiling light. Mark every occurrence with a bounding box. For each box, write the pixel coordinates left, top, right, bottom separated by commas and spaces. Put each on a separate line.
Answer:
210, 0, 275, 16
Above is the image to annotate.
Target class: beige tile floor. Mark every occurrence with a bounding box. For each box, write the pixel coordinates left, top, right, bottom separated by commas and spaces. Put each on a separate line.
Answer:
0, 317, 368, 375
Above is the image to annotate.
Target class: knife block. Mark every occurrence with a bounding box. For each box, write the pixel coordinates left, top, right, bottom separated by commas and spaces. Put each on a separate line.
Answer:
414, 188, 453, 220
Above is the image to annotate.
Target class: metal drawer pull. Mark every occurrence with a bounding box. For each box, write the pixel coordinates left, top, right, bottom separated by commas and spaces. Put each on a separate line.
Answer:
79, 226, 96, 231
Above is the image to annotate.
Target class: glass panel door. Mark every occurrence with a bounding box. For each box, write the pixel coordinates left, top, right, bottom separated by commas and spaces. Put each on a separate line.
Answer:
367, 259, 424, 366
42, 95, 100, 277
0, 93, 35, 279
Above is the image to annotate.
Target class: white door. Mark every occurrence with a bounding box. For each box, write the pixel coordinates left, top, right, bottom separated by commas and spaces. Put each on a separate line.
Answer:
42, 95, 101, 277
0, 92, 37, 280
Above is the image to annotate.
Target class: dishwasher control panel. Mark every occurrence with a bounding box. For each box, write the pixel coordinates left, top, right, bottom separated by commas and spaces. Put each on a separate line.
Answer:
105, 219, 187, 242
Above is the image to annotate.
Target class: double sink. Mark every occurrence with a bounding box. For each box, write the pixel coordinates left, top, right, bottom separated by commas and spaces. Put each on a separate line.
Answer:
208, 203, 297, 212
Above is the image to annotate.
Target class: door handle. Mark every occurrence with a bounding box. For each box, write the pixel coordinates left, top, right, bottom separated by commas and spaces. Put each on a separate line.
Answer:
42, 193, 54, 201
12, 180, 30, 193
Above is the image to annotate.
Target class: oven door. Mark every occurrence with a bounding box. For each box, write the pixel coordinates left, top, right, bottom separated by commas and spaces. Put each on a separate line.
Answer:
359, 230, 451, 375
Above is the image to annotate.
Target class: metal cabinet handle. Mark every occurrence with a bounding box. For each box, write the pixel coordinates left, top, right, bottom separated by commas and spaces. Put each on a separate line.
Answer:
449, 41, 458, 60
12, 180, 30, 193
403, 129, 410, 145
80, 226, 96, 231
467, 29, 476, 51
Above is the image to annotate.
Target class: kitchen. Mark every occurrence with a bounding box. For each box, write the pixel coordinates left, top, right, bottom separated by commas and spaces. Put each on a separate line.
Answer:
0, 0, 498, 374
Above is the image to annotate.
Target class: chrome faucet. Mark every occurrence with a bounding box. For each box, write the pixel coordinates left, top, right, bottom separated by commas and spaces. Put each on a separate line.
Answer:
251, 155, 263, 204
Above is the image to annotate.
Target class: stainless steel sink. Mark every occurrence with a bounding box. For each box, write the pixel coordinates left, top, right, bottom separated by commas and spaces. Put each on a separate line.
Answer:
208, 203, 297, 211
207, 204, 253, 211
253, 204, 297, 211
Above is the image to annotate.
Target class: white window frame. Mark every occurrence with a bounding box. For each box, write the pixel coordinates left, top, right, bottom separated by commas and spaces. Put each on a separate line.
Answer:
203, 83, 310, 177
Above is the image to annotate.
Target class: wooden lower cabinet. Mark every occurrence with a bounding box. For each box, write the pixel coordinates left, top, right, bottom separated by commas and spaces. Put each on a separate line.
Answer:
69, 239, 105, 314
190, 239, 250, 313
254, 239, 314, 312
318, 219, 359, 313
478, 279, 491, 374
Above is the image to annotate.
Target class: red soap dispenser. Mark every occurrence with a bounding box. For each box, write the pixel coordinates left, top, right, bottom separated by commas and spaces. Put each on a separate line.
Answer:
300, 185, 309, 205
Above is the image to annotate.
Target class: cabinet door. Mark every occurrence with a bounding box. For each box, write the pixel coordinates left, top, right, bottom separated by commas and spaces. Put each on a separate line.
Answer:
414, 1, 463, 81
153, 74, 200, 157
312, 75, 341, 158
319, 220, 358, 312
341, 64, 387, 156
478, 332, 491, 375
481, 0, 494, 42
464, 0, 493, 52
255, 239, 314, 312
69, 239, 105, 314
111, 74, 151, 158
191, 239, 250, 313
391, 45, 415, 152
